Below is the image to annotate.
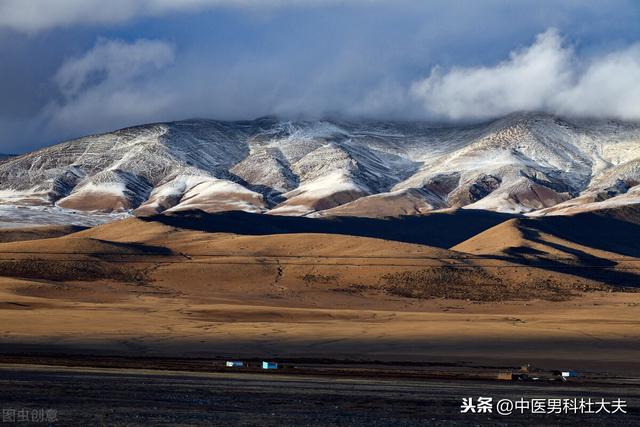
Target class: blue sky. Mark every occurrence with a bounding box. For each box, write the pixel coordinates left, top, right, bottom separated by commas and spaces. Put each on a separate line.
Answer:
1, 0, 640, 152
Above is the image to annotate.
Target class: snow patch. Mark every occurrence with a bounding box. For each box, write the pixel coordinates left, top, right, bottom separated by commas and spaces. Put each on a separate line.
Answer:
0, 205, 130, 228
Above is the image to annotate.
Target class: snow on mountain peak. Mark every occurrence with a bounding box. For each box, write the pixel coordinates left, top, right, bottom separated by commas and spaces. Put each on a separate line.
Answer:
0, 112, 639, 225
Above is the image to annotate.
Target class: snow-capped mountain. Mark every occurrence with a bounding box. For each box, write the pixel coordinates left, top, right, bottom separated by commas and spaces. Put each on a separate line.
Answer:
0, 112, 639, 225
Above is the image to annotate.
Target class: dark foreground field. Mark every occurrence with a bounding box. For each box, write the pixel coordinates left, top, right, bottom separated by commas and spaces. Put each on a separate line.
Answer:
0, 363, 638, 426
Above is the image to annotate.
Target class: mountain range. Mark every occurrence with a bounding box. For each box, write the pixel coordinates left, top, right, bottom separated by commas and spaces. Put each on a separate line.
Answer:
0, 112, 639, 225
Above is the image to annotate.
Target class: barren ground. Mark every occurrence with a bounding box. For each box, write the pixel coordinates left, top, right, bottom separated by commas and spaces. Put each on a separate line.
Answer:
0, 210, 639, 425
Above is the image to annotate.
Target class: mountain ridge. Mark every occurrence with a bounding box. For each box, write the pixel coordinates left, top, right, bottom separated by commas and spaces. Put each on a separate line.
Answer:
0, 112, 639, 225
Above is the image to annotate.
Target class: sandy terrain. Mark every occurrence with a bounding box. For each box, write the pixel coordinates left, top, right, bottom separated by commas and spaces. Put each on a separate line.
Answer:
0, 209, 638, 377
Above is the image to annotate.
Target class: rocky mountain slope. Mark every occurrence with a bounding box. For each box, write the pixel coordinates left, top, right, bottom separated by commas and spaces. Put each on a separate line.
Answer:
0, 112, 639, 225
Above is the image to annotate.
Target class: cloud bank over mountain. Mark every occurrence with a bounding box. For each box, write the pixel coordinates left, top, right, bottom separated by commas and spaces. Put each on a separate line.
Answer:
40, 28, 640, 142
412, 29, 640, 121
1, 1, 640, 152
45, 39, 176, 136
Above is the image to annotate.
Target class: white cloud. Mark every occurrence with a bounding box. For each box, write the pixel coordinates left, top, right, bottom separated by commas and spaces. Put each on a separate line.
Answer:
12, 28, 640, 153
45, 39, 175, 135
54, 38, 174, 97
553, 45, 640, 120
0, 0, 352, 32
410, 28, 640, 121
